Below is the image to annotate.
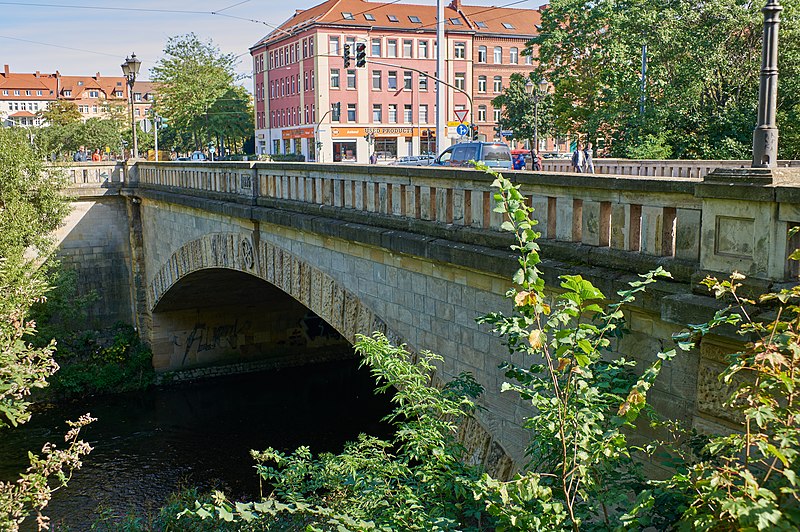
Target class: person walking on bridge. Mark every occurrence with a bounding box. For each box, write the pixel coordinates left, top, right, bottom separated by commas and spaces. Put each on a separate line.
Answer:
571, 143, 585, 172
583, 142, 595, 174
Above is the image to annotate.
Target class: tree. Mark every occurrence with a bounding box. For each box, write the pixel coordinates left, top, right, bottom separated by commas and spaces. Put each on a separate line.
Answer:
37, 100, 81, 127
492, 73, 556, 149
151, 33, 240, 150
205, 85, 254, 155
529, 0, 800, 159
0, 127, 93, 531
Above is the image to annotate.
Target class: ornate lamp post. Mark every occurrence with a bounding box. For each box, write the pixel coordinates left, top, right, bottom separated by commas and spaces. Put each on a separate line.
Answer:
525, 78, 549, 153
121, 53, 142, 159
752, 0, 782, 168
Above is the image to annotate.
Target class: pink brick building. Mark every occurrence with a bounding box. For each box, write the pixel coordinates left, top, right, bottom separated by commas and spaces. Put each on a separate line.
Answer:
250, 0, 542, 163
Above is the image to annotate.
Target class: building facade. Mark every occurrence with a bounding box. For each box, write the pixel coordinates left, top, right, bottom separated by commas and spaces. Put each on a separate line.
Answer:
251, 0, 541, 163
1, 64, 153, 127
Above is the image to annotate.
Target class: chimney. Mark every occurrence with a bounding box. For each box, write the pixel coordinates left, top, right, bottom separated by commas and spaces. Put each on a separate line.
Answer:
35, 70, 40, 78
3, 64, 9, 76
448, 0, 462, 10
96, 72, 100, 79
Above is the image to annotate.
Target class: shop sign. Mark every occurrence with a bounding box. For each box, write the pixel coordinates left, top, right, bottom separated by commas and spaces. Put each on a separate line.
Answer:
281, 127, 315, 139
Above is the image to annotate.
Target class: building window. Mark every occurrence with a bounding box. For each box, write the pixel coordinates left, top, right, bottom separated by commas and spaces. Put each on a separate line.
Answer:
493, 76, 502, 93
371, 38, 381, 57
330, 36, 340, 55
388, 104, 397, 123
494, 46, 502, 64
418, 40, 428, 58
502, 22, 515, 29
477, 46, 487, 63
1, 90, 6, 95
419, 74, 428, 91
303, 40, 308, 58
387, 39, 397, 57
388, 71, 397, 90
403, 71, 412, 90
403, 40, 413, 58
332, 102, 341, 121
478, 105, 487, 122
454, 42, 466, 59
526, 54, 533, 65
364, 13, 375, 21
419, 104, 428, 124
373, 104, 382, 123
493, 108, 501, 122
404, 104, 412, 123
305, 106, 309, 123
309, 38, 314, 56
14, 90, 20, 96
388, 14, 399, 22
304, 71, 309, 90
478, 76, 487, 93
331, 69, 340, 88
449, 18, 463, 25
342, 12, 354, 20
510, 47, 519, 64
409, 15, 421, 23
476, 21, 487, 28
372, 70, 382, 90
454, 72, 465, 90
347, 103, 356, 122
347, 70, 356, 88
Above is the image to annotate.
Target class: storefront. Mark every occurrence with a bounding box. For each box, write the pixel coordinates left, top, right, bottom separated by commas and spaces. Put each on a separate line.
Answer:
333, 141, 357, 162
330, 126, 418, 163
281, 127, 314, 159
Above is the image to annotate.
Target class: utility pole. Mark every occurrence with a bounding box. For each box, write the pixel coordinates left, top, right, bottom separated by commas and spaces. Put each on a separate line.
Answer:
436, 0, 446, 155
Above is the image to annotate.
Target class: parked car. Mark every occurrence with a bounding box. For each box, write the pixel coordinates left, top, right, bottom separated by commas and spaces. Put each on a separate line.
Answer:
432, 142, 512, 169
391, 155, 435, 166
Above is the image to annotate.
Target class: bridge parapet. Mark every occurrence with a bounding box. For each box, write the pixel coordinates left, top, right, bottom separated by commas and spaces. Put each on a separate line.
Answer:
132, 162, 800, 283
541, 158, 798, 177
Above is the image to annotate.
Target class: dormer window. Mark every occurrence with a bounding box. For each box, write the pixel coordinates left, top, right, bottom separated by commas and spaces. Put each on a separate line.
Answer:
134, 93, 142, 101
116, 81, 122, 86
409, 15, 421, 23
88, 90, 99, 98
64, 90, 71, 96
342, 12, 354, 20
387, 14, 398, 22
502, 22, 515, 29
364, 13, 375, 21
77, 81, 83, 85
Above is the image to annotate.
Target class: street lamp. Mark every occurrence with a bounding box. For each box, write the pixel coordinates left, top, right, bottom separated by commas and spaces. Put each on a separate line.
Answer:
525, 78, 548, 153
752, 0, 783, 168
121, 53, 142, 159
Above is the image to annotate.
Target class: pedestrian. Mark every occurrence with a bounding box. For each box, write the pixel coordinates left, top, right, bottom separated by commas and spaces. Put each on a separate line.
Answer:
91, 149, 101, 162
73, 145, 88, 162
512, 153, 525, 170
583, 142, 595, 174
369, 151, 377, 165
532, 151, 542, 171
571, 143, 585, 173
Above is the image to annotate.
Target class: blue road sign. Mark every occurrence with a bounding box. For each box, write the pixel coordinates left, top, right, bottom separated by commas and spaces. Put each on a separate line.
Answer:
456, 124, 469, 136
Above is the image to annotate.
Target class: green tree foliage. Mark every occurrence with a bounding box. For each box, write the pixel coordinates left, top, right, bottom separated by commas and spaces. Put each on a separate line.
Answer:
36, 100, 81, 127
491, 73, 556, 148
531, 0, 800, 159
0, 128, 93, 530
36, 118, 124, 160
151, 33, 250, 152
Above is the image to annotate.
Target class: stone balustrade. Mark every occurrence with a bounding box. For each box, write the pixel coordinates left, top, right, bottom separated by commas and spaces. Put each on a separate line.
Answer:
56, 161, 126, 187
541, 158, 798, 178
130, 161, 800, 283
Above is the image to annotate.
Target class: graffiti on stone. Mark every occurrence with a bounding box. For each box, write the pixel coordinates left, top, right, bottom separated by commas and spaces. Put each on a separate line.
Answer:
301, 312, 342, 341
178, 319, 250, 365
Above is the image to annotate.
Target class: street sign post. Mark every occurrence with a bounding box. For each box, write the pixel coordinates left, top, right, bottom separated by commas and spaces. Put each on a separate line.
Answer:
456, 124, 469, 137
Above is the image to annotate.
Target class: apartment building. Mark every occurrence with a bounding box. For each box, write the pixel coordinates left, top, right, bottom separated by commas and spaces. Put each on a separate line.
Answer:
0, 64, 58, 126
251, 0, 541, 163
57, 72, 129, 121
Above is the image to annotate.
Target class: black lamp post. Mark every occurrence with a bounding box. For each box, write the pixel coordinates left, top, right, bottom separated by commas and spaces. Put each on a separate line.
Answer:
525, 78, 549, 153
121, 53, 142, 159
752, 0, 782, 168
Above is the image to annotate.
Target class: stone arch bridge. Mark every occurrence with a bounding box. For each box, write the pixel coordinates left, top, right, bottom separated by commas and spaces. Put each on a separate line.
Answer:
55, 160, 800, 470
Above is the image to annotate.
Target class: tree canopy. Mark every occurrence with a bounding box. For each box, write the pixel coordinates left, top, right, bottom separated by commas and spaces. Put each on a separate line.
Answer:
151, 33, 253, 153
527, 0, 800, 158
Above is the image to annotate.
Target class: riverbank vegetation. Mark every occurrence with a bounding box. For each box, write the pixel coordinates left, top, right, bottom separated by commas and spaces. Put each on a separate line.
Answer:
0, 127, 94, 530
171, 168, 800, 530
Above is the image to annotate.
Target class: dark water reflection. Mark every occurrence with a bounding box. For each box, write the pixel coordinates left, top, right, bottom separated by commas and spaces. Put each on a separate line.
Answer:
0, 358, 394, 530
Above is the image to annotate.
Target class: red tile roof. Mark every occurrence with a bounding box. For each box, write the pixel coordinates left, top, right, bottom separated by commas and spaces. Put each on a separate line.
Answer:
0, 69, 58, 97
8, 110, 36, 117
254, 0, 539, 47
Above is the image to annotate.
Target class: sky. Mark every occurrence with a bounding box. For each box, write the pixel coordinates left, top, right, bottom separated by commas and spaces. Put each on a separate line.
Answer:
0, 0, 541, 83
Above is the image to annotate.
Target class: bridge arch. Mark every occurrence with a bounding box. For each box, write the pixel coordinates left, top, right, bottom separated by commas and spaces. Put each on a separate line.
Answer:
147, 231, 395, 373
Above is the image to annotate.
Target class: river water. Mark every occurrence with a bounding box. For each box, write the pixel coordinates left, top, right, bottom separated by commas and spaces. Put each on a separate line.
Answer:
0, 358, 395, 530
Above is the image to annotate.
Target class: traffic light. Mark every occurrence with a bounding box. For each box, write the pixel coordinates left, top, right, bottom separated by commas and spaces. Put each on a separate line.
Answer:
343, 44, 351, 68
471, 124, 479, 140
356, 43, 366, 68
